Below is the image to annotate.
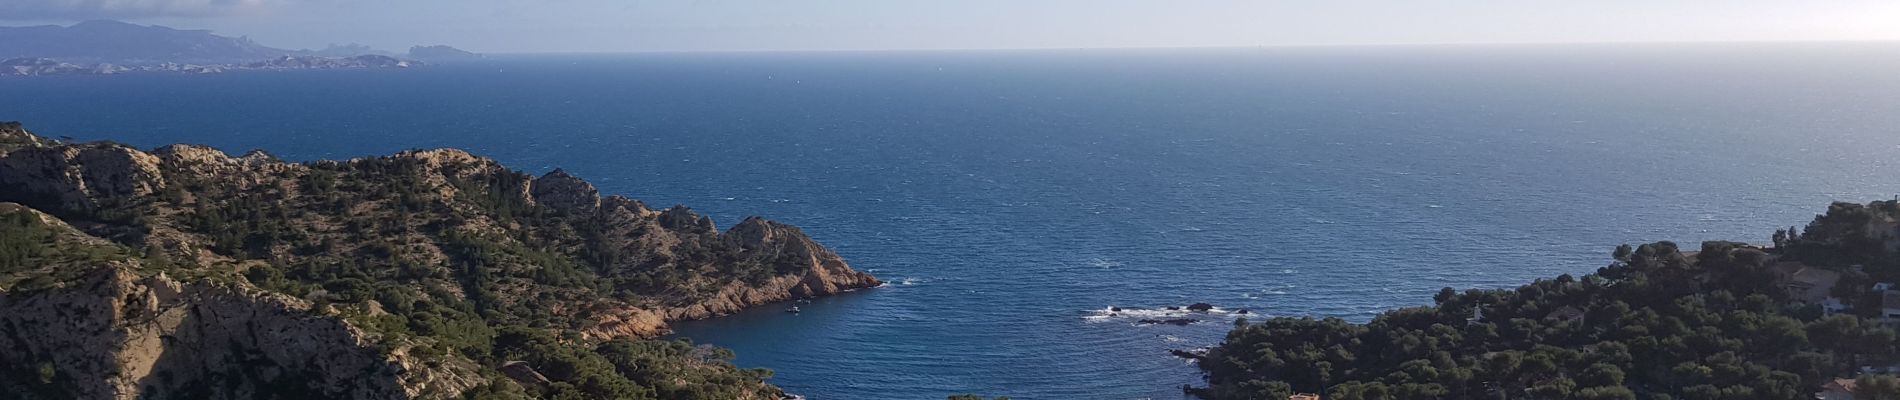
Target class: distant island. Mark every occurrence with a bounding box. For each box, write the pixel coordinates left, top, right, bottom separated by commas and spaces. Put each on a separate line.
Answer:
410, 45, 483, 60
0, 122, 877, 398
0, 20, 480, 76
1189, 202, 1900, 398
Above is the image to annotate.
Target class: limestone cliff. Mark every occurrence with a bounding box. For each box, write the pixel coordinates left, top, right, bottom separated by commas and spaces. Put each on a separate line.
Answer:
0, 264, 484, 400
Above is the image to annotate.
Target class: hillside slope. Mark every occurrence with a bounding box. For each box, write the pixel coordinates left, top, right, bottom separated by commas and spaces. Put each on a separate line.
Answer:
0, 122, 877, 399
0, 20, 290, 63
1192, 201, 1900, 399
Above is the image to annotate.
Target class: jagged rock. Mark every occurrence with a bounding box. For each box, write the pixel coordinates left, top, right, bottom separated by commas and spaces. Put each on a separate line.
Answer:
658, 205, 718, 233
0, 121, 50, 152
1170, 348, 1209, 360
530, 168, 600, 213
238, 149, 278, 164
1186, 303, 1215, 312
1138, 318, 1199, 326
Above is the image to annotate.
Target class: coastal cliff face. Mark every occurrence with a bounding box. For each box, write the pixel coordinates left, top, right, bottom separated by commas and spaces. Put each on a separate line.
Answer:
0, 264, 482, 400
0, 122, 875, 399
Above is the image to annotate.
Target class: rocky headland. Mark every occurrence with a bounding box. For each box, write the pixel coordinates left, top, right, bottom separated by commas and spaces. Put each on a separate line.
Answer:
0, 122, 876, 399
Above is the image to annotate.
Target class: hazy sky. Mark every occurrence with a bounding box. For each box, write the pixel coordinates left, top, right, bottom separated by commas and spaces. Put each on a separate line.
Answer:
4, 0, 1899, 52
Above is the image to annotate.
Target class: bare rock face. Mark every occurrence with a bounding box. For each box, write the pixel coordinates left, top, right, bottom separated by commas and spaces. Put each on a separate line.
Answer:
530, 168, 601, 213
0, 266, 486, 399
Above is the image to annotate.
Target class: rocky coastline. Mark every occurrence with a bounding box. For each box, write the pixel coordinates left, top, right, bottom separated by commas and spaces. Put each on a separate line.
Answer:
0, 121, 876, 398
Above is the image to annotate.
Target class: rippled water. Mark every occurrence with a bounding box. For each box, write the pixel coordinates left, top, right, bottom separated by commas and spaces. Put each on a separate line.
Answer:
4, 44, 1900, 399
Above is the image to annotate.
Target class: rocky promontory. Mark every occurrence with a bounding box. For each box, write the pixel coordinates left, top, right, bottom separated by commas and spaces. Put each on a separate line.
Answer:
0, 121, 875, 399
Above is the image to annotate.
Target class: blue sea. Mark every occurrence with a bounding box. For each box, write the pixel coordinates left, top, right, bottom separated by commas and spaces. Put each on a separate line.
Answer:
4, 43, 1900, 399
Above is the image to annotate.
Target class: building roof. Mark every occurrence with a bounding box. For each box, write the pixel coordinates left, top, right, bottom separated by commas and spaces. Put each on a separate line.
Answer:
1824, 377, 1858, 393
1774, 261, 1843, 304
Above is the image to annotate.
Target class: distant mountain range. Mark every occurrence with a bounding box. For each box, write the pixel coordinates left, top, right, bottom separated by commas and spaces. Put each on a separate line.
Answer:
0, 20, 478, 65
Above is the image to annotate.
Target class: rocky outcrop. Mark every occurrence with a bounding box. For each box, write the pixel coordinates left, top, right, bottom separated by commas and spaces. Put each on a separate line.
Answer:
0, 121, 49, 152
530, 169, 600, 213
658, 205, 719, 233
1170, 348, 1209, 361
0, 141, 166, 212
577, 215, 879, 340
0, 265, 485, 399
728, 217, 881, 297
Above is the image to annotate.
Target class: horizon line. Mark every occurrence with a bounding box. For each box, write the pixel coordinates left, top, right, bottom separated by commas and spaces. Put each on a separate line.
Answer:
471, 39, 1900, 56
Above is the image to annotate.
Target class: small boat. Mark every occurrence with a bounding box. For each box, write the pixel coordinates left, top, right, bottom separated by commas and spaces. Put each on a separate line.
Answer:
785, 306, 801, 313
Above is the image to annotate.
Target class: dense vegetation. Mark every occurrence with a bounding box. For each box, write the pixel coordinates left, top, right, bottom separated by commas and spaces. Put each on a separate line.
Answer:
1195, 201, 1900, 400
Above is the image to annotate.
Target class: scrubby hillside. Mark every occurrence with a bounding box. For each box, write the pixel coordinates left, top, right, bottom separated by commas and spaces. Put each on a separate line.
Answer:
1193, 201, 1900, 399
0, 122, 878, 399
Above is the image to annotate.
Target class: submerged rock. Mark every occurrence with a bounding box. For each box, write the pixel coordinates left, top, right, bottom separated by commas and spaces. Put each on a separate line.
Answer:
1170, 348, 1210, 360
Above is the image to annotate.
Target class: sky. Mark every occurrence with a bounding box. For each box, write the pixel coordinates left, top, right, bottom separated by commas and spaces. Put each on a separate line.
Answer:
2, 0, 1899, 53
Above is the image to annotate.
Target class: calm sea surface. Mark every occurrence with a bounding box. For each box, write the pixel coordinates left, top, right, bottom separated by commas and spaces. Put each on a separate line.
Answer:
4, 44, 1900, 399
